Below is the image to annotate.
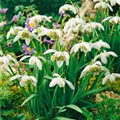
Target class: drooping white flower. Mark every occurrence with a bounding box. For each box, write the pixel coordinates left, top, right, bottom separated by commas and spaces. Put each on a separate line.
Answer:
13, 28, 39, 45
44, 49, 69, 68
7, 26, 24, 39
70, 42, 92, 54
94, 51, 118, 64
59, 4, 77, 15
64, 18, 85, 35
20, 56, 45, 70
35, 26, 63, 42
49, 73, 74, 90
102, 72, 120, 85
93, 0, 120, 6
29, 15, 52, 25
102, 16, 120, 24
109, 0, 120, 6
82, 22, 104, 33
80, 61, 108, 78
0, 54, 18, 66
94, 2, 113, 11
92, 40, 110, 50
10, 74, 37, 87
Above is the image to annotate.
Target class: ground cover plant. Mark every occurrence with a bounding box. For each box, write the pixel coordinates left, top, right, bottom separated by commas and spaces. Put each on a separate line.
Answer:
0, 0, 120, 120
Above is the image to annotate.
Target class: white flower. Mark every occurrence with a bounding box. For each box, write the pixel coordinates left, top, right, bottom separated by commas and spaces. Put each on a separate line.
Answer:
109, 0, 120, 6
20, 56, 45, 70
82, 22, 104, 33
94, 0, 120, 6
10, 74, 37, 87
64, 18, 85, 35
36, 26, 63, 42
70, 42, 92, 54
14, 28, 39, 45
44, 49, 69, 68
102, 16, 120, 24
80, 61, 108, 78
7, 26, 24, 39
49, 73, 74, 90
94, 51, 118, 64
92, 40, 110, 50
93, 0, 102, 2
59, 4, 77, 14
0, 54, 18, 66
94, 2, 113, 11
102, 72, 120, 85
29, 15, 52, 25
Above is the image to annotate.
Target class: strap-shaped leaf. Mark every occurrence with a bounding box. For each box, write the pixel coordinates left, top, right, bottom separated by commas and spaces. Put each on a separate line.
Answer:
54, 116, 75, 120
21, 94, 39, 106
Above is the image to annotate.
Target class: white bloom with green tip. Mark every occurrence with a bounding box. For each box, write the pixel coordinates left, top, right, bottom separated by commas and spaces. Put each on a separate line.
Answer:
102, 72, 120, 85
80, 61, 108, 78
59, 4, 77, 14
94, 51, 118, 64
92, 40, 110, 50
82, 22, 104, 33
103, 16, 120, 24
0, 54, 18, 66
44, 49, 69, 68
94, 2, 113, 11
29, 15, 52, 24
64, 18, 85, 35
49, 73, 74, 90
7, 26, 24, 39
10, 74, 37, 87
13, 28, 39, 45
20, 56, 45, 70
70, 42, 92, 54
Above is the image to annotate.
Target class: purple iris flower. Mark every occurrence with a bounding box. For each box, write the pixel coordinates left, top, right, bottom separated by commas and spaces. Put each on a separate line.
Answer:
22, 44, 35, 55
11, 15, 19, 23
43, 38, 54, 45
53, 22, 60, 28
0, 8, 8, 13
25, 19, 36, 31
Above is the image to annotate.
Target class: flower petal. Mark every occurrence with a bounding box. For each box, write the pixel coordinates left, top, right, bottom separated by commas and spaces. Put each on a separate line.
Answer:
65, 80, 75, 90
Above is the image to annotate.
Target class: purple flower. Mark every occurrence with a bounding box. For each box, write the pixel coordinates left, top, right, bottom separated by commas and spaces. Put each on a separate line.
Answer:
43, 38, 54, 45
25, 19, 36, 31
22, 44, 35, 55
0, 21, 6, 27
0, 8, 8, 13
53, 22, 60, 28
11, 15, 19, 23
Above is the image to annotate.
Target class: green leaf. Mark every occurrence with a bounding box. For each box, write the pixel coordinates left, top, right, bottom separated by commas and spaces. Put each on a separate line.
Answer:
13, 114, 26, 120
54, 116, 75, 120
66, 104, 82, 114
0, 117, 3, 120
21, 94, 39, 106
81, 87, 108, 98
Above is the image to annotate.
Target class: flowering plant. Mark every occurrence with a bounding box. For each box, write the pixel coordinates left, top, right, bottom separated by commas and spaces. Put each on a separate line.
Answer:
1, 1, 120, 119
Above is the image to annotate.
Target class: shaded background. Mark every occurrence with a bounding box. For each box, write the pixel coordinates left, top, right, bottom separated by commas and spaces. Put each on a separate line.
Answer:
1, 0, 80, 19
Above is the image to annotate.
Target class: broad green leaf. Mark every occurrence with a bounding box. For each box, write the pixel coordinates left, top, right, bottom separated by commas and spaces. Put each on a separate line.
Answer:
66, 104, 82, 114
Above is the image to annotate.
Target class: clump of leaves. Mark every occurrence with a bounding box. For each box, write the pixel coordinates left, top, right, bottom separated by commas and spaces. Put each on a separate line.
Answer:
93, 93, 120, 120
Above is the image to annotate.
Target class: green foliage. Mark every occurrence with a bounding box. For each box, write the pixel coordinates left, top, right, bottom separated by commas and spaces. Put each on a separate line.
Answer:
93, 95, 120, 120
0, 0, 120, 119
